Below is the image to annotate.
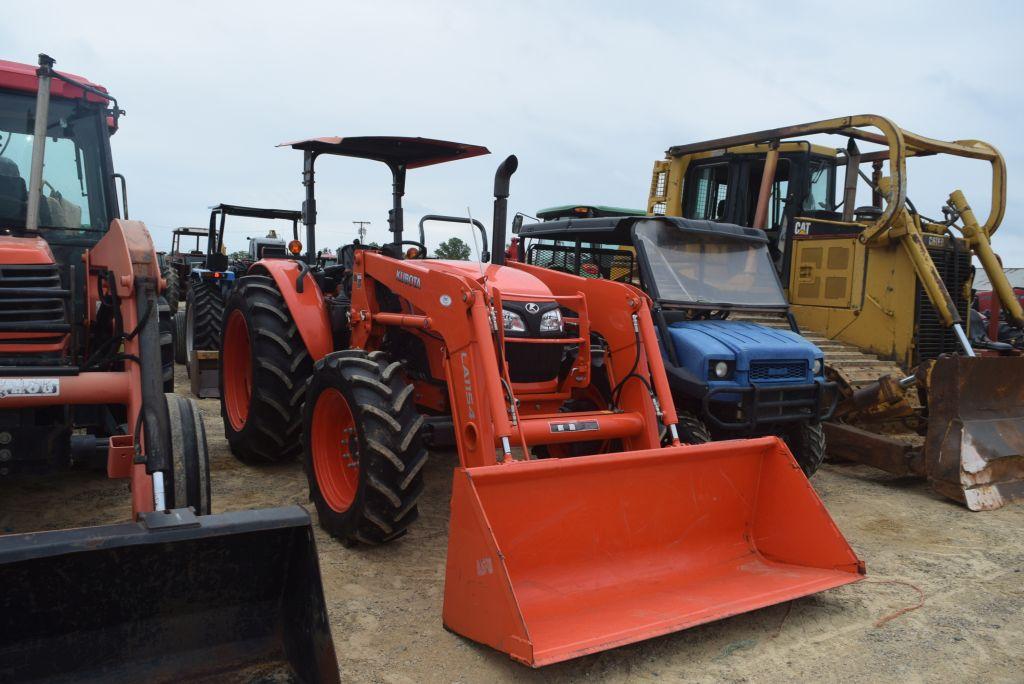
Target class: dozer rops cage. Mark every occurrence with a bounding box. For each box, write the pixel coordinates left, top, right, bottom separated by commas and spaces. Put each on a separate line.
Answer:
648, 114, 1024, 510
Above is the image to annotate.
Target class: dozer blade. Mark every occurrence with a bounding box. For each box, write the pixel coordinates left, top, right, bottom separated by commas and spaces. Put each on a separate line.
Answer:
925, 355, 1024, 511
0, 506, 339, 683
443, 437, 863, 667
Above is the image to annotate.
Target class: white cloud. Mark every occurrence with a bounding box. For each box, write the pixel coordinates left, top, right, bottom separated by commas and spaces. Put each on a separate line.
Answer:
3, 0, 1023, 261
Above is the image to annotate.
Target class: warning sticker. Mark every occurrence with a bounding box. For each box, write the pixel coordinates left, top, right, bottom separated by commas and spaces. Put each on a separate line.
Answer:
548, 419, 599, 434
0, 378, 60, 399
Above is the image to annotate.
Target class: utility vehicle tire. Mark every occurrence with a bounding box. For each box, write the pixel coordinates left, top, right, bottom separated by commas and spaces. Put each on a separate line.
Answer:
162, 263, 181, 314
303, 349, 427, 545
220, 275, 312, 464
158, 296, 175, 393
173, 310, 187, 365
163, 393, 211, 514
782, 421, 826, 478
186, 279, 224, 354
676, 410, 712, 444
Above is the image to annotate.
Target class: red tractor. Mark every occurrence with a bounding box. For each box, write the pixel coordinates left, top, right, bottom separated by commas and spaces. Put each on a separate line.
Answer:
0, 55, 337, 682
219, 136, 865, 666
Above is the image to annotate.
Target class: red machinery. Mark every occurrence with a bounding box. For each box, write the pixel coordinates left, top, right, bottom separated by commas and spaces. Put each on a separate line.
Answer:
0, 54, 337, 682
219, 137, 864, 666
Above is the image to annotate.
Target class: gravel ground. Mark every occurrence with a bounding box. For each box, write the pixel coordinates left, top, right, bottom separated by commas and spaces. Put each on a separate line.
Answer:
2, 364, 1022, 683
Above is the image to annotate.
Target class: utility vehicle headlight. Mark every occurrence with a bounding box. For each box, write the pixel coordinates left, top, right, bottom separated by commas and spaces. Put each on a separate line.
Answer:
539, 308, 564, 333
502, 309, 526, 333
813, 358, 823, 375
713, 361, 729, 378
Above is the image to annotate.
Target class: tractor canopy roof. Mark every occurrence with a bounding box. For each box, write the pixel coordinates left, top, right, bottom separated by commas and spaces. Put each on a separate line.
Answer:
209, 204, 302, 221
173, 227, 209, 237
0, 58, 109, 103
536, 204, 646, 220
518, 215, 768, 247
279, 136, 489, 169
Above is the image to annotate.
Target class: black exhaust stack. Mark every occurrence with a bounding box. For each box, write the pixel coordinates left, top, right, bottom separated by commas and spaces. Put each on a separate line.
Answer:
491, 155, 518, 266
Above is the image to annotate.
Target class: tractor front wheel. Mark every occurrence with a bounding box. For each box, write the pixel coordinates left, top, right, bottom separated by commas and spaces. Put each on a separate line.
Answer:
173, 310, 187, 364
185, 278, 224, 356
303, 350, 427, 545
158, 296, 175, 393
163, 393, 211, 514
162, 263, 181, 314
676, 411, 712, 444
220, 275, 311, 463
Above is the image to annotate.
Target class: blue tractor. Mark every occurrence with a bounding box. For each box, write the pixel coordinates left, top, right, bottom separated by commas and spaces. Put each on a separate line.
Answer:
177, 203, 302, 364
514, 213, 837, 475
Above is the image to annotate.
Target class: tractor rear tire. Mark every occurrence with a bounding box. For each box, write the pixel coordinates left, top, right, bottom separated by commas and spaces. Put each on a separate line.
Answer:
173, 310, 187, 364
782, 421, 826, 478
676, 411, 712, 444
186, 278, 224, 354
303, 350, 427, 545
163, 393, 211, 514
220, 275, 312, 464
158, 296, 175, 393
162, 263, 181, 314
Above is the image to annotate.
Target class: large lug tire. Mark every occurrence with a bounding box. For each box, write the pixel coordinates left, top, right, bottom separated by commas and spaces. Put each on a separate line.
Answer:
303, 349, 427, 545
163, 393, 211, 514
220, 275, 312, 464
157, 296, 175, 393
186, 278, 225, 356
676, 410, 712, 445
173, 310, 187, 365
161, 264, 181, 314
782, 421, 826, 478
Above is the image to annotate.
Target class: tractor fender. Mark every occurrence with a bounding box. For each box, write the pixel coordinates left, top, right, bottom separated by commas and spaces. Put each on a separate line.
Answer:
87, 219, 164, 297
250, 259, 333, 362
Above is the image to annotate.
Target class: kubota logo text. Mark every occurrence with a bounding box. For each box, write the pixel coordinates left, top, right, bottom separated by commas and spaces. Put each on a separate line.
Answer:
396, 270, 421, 288
460, 352, 475, 420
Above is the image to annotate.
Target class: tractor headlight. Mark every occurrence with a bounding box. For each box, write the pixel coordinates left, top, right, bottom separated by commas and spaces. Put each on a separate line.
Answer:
813, 358, 823, 375
502, 309, 526, 333
713, 361, 729, 378
539, 308, 564, 333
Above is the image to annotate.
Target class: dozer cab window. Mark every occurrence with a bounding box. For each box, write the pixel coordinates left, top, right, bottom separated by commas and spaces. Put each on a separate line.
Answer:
633, 220, 787, 309
0, 90, 110, 233
684, 162, 730, 221
804, 157, 835, 213
738, 157, 792, 230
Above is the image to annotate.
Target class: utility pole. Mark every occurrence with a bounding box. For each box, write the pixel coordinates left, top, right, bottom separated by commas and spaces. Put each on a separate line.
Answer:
353, 220, 370, 244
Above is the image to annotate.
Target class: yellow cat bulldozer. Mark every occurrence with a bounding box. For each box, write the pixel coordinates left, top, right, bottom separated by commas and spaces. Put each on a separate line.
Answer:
648, 115, 1024, 510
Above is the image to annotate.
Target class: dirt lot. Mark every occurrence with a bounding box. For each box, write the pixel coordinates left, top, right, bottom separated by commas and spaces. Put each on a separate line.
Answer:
2, 365, 1023, 683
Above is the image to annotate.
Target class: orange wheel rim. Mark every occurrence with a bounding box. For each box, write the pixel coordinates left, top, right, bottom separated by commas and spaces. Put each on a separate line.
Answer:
311, 387, 359, 512
223, 310, 252, 431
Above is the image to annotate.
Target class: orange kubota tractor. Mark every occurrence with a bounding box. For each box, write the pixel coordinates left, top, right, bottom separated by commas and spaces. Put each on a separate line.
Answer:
0, 55, 337, 682
219, 136, 865, 666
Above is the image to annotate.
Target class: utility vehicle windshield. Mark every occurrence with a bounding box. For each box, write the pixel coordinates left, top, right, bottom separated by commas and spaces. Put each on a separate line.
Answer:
633, 220, 787, 309
0, 89, 111, 233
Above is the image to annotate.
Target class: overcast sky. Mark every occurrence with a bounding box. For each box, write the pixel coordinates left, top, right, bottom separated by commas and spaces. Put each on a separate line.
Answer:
4, 1, 1023, 262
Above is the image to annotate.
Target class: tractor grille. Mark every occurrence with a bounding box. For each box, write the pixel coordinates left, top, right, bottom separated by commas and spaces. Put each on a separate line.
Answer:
527, 243, 637, 284
914, 242, 972, 364
0, 264, 70, 338
749, 360, 806, 383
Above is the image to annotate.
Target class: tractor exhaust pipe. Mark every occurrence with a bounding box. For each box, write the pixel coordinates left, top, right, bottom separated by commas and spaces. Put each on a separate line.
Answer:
491, 155, 518, 266
26, 54, 55, 232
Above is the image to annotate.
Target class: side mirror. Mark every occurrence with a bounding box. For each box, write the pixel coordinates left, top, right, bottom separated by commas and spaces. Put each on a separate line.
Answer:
512, 214, 523, 235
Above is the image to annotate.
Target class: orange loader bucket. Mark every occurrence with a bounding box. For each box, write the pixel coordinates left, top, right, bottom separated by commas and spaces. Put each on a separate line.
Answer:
443, 437, 864, 666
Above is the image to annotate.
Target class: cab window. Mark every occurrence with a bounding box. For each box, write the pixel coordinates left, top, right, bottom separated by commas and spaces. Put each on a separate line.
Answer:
683, 162, 730, 221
